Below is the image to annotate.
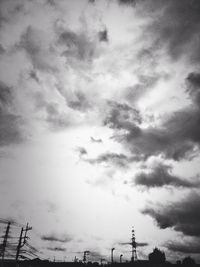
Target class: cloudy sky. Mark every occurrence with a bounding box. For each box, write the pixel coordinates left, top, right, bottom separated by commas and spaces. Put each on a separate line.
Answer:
1, 0, 200, 263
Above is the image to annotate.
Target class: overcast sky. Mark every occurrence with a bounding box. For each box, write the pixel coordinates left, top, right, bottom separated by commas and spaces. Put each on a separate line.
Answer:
1, 0, 200, 263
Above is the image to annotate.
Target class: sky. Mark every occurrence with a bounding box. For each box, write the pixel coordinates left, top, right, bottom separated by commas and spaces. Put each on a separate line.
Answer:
0, 0, 200, 263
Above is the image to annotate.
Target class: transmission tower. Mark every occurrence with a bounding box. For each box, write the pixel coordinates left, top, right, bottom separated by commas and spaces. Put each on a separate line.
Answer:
83, 251, 90, 263
131, 227, 137, 262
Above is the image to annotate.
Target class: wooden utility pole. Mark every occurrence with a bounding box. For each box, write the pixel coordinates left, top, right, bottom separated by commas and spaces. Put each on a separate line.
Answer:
22, 223, 32, 246
1, 222, 11, 267
16, 227, 23, 262
16, 223, 32, 263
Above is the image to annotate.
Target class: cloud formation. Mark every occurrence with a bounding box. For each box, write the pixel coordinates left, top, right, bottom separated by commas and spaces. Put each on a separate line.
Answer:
90, 137, 102, 143
77, 147, 88, 158
0, 81, 23, 146
41, 233, 72, 243
105, 72, 200, 161
118, 0, 136, 5
1, 0, 200, 261
104, 101, 141, 132
85, 152, 135, 168
118, 241, 148, 247
124, 74, 160, 104
134, 163, 200, 189
138, 0, 200, 63
45, 103, 70, 130
142, 191, 200, 237
165, 239, 200, 254
58, 29, 96, 63
46, 246, 66, 252
20, 26, 58, 72
98, 28, 108, 42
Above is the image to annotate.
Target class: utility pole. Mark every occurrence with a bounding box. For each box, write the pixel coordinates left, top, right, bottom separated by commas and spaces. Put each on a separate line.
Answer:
16, 227, 23, 262
22, 223, 32, 246
16, 223, 32, 263
111, 248, 115, 264
1, 222, 11, 267
120, 254, 123, 263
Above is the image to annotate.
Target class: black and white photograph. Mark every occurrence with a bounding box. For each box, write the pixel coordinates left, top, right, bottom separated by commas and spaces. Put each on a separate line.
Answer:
0, 0, 200, 266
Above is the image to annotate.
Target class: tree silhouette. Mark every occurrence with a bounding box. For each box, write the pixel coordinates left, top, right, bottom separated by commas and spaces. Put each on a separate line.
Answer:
182, 256, 196, 266
148, 247, 166, 264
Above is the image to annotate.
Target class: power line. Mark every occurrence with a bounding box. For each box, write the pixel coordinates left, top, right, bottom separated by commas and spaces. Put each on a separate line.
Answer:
0, 219, 24, 228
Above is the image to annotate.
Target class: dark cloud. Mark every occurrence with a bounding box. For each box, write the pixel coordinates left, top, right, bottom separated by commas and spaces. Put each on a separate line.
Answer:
104, 100, 142, 130
187, 72, 200, 88
90, 137, 102, 143
136, 0, 200, 63
118, 241, 148, 247
47, 246, 66, 252
0, 44, 5, 54
99, 28, 108, 42
76, 147, 87, 157
0, 81, 23, 146
0, 0, 23, 27
0, 82, 13, 106
142, 191, 200, 237
134, 163, 200, 189
29, 70, 40, 83
110, 112, 198, 161
163, 109, 200, 151
0, 111, 22, 146
187, 72, 200, 106
85, 152, 140, 168
20, 26, 57, 72
105, 74, 200, 160
41, 233, 72, 243
55, 84, 92, 112
124, 74, 160, 104
68, 91, 91, 112
58, 30, 95, 62
118, 0, 136, 5
137, 242, 149, 247
45, 102, 70, 130
119, 0, 200, 64
46, 0, 56, 6
165, 239, 200, 254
